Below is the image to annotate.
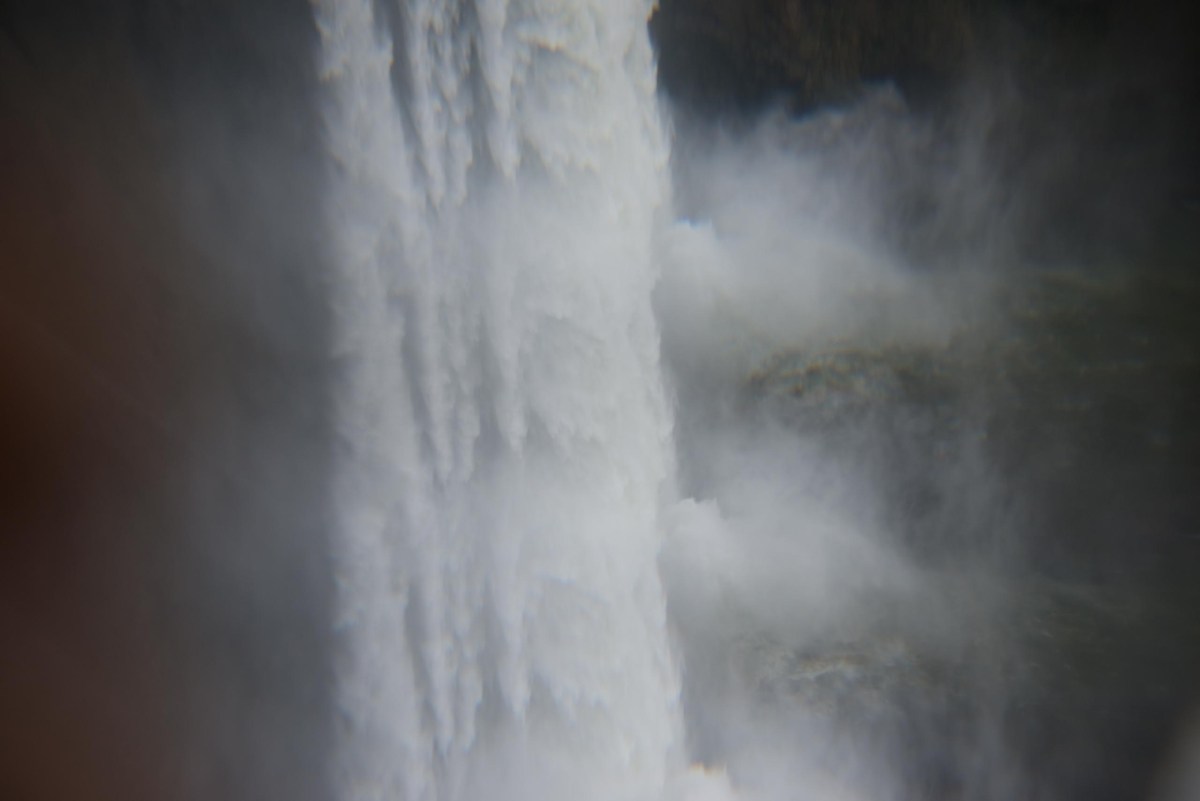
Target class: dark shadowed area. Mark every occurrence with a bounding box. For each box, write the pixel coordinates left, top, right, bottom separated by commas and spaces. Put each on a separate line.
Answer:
651, 3, 1200, 800
2, 2, 332, 800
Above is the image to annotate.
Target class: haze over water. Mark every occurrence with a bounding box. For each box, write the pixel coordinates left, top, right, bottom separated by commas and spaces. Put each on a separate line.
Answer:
315, 3, 1200, 801
2, 2, 1196, 800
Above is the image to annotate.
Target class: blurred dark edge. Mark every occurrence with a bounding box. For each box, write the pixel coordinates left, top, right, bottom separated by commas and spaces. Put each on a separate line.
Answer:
1, 2, 333, 800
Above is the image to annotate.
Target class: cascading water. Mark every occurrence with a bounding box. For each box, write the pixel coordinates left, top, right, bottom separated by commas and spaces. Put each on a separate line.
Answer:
4, 3, 1196, 801
314, 2, 689, 799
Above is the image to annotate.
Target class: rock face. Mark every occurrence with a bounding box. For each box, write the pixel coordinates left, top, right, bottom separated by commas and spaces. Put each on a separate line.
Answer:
728, 267, 1200, 801
651, 0, 1200, 255
651, 0, 976, 110
650, 0, 1197, 116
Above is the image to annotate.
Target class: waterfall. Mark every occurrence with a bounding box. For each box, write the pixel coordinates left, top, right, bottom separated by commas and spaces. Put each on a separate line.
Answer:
314, 2, 684, 799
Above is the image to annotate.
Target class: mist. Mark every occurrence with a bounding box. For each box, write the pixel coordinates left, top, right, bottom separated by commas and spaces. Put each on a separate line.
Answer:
652, 31, 1200, 798
3, 2, 1198, 801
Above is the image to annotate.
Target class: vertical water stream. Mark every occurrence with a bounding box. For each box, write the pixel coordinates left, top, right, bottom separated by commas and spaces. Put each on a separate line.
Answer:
315, 3, 683, 799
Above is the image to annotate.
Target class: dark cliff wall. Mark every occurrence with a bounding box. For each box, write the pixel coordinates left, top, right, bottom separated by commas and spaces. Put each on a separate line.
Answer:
651, 0, 978, 111
651, 0, 1200, 255
651, 0, 1197, 115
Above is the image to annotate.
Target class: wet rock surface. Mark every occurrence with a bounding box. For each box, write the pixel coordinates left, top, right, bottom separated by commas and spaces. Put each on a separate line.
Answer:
650, 0, 975, 111
650, 0, 1196, 113
727, 262, 1200, 799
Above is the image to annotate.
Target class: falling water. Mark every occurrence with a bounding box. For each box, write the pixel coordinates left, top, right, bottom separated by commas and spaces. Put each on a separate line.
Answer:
314, 2, 687, 799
